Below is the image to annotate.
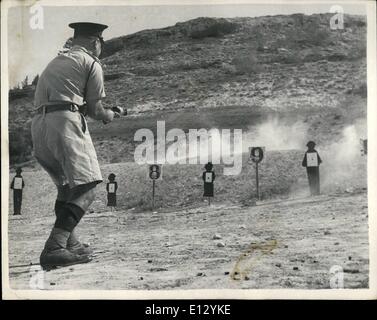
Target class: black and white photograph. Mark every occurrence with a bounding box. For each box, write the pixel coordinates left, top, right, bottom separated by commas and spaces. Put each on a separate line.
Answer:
1, 0, 376, 300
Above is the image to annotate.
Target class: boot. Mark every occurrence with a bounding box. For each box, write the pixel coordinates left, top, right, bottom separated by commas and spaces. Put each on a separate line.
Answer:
40, 228, 91, 270
54, 200, 93, 255
67, 229, 93, 255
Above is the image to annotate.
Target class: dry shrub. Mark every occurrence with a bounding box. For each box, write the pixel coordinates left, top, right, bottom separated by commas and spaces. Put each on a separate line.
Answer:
232, 51, 263, 75
189, 19, 238, 39
9, 128, 33, 164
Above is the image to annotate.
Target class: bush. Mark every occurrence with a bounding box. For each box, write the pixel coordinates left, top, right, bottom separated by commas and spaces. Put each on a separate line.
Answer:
102, 37, 125, 58
9, 128, 33, 164
346, 18, 366, 28
285, 20, 329, 48
9, 88, 31, 101
189, 19, 238, 39
232, 51, 263, 75
31, 74, 39, 86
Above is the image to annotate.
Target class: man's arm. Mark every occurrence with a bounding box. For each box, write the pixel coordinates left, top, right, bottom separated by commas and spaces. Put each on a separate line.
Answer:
86, 99, 115, 123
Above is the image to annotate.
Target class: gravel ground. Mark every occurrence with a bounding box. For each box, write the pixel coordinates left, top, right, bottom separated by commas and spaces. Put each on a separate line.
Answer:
7, 190, 368, 290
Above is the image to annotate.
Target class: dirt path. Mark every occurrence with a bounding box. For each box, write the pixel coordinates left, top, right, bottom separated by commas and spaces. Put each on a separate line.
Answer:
7, 191, 368, 290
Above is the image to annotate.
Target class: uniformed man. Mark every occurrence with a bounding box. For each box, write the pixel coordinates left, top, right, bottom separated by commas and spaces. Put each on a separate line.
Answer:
10, 167, 25, 215
302, 141, 322, 196
31, 22, 122, 269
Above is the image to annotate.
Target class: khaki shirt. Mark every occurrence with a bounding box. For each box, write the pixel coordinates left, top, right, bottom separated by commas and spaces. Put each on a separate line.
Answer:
34, 45, 106, 109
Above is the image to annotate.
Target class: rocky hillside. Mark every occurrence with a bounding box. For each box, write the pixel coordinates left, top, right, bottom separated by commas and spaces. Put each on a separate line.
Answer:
8, 13, 367, 165
100, 13, 366, 113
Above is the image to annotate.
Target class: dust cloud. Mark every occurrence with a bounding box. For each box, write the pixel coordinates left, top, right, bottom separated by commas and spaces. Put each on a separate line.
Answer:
153, 115, 366, 192
243, 115, 309, 152
320, 121, 367, 193
243, 115, 367, 195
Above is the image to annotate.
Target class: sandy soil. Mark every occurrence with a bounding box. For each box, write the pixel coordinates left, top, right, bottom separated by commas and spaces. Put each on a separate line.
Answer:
8, 189, 368, 290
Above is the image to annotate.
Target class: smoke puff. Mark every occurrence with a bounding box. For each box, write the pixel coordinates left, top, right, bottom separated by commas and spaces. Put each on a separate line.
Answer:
321, 122, 367, 193
244, 116, 309, 152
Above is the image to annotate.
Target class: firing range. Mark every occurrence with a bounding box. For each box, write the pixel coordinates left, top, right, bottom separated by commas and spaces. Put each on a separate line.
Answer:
4, 1, 371, 294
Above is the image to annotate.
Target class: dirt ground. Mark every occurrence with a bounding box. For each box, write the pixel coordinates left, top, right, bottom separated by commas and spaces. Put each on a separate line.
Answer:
7, 189, 369, 290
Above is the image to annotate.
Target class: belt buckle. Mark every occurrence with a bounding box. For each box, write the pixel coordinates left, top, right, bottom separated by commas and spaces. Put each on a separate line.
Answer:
69, 104, 76, 112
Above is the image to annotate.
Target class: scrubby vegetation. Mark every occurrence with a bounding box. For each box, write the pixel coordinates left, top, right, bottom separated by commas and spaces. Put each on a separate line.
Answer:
9, 127, 33, 164
188, 18, 238, 39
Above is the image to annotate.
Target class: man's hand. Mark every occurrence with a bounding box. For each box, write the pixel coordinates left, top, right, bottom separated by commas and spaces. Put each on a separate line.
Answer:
86, 99, 127, 124
102, 112, 114, 124
102, 106, 126, 124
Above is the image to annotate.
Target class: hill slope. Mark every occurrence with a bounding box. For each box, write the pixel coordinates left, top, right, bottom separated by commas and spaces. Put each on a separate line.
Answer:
8, 13, 367, 165
100, 14, 366, 113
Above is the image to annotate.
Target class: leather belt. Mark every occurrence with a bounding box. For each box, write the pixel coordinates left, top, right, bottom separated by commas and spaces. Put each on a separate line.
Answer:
37, 104, 79, 114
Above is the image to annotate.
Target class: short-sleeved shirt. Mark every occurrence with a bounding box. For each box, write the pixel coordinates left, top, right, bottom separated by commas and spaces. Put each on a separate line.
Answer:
34, 45, 105, 109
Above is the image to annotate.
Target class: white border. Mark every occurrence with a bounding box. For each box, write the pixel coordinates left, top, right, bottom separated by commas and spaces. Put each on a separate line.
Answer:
1, 0, 376, 300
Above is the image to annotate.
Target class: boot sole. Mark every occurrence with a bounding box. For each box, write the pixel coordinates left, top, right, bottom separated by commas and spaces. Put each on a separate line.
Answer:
41, 257, 92, 271
40, 255, 92, 271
